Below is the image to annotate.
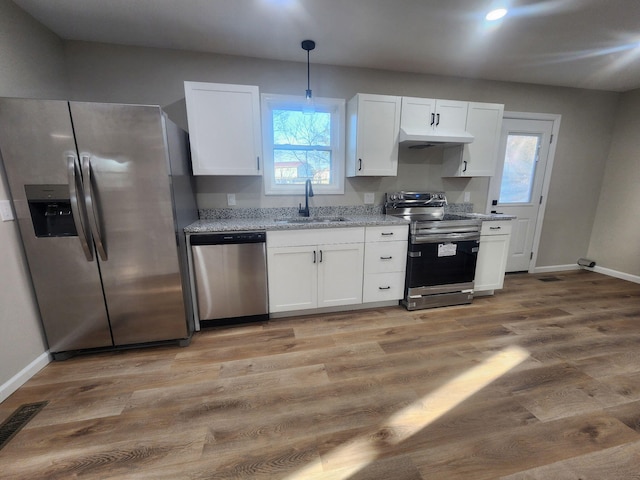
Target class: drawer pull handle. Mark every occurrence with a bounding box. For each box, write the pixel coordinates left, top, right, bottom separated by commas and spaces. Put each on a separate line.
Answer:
379, 286, 391, 290
380, 256, 393, 260
489, 226, 502, 230
381, 232, 394, 236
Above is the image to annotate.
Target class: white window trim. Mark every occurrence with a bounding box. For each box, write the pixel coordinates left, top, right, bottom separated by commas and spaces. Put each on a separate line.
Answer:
261, 93, 345, 195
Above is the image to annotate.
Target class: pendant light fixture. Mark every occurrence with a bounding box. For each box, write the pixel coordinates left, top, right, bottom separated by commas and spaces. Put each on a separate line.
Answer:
301, 39, 316, 99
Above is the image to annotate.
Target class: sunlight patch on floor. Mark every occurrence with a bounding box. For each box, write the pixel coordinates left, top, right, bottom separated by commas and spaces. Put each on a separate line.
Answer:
282, 345, 530, 479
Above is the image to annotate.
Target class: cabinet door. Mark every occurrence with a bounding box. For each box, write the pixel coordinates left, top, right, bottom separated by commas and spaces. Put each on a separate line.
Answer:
434, 99, 468, 133
347, 94, 400, 176
317, 243, 364, 308
475, 235, 510, 291
267, 246, 317, 312
184, 82, 262, 176
462, 102, 504, 176
442, 102, 504, 177
400, 97, 436, 133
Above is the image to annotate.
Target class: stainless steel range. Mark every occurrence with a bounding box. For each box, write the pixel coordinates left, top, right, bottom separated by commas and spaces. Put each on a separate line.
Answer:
384, 191, 482, 310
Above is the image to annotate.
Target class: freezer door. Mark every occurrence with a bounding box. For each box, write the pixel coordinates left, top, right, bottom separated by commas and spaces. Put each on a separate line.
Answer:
69, 102, 189, 345
0, 98, 112, 353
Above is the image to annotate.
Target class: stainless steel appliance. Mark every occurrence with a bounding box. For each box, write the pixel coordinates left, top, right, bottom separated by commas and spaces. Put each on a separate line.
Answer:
0, 98, 198, 359
190, 232, 268, 328
384, 191, 481, 310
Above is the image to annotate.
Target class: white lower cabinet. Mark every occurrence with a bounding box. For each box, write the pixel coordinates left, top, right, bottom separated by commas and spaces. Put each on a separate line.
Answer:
363, 225, 408, 303
267, 228, 365, 313
474, 221, 512, 293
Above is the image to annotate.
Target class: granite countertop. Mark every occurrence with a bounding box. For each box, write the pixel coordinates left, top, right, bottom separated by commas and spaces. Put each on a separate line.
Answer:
185, 214, 409, 233
183, 205, 514, 234
456, 212, 517, 221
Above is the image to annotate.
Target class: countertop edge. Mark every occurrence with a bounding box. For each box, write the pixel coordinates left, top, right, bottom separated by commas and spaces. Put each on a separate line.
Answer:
185, 214, 411, 233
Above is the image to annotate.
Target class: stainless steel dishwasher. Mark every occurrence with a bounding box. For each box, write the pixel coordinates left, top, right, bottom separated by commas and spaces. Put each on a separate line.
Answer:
190, 231, 268, 327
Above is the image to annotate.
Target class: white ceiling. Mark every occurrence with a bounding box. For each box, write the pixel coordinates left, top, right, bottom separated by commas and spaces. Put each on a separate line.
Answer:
13, 0, 640, 92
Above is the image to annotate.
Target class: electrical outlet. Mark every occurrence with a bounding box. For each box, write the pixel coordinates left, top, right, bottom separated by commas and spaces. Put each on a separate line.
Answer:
364, 192, 375, 204
227, 193, 236, 206
0, 200, 14, 221
463, 192, 471, 203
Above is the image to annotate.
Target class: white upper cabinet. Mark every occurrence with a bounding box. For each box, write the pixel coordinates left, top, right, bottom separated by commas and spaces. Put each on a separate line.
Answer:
400, 97, 469, 136
184, 81, 262, 176
347, 93, 401, 177
399, 97, 472, 148
442, 102, 505, 177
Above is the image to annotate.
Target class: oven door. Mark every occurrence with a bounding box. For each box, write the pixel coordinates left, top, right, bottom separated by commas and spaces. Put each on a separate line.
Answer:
406, 233, 480, 295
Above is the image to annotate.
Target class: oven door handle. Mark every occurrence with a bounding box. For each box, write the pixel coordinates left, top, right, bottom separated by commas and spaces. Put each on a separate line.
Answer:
411, 232, 480, 243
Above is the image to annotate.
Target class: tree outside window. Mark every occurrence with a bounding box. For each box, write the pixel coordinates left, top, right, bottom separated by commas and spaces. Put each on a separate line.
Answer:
262, 94, 345, 195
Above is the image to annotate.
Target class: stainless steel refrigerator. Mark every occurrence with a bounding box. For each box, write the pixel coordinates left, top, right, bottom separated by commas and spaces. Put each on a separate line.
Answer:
0, 98, 198, 359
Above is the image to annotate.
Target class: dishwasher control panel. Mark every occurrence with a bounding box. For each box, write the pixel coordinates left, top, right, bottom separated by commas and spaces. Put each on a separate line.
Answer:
190, 231, 266, 245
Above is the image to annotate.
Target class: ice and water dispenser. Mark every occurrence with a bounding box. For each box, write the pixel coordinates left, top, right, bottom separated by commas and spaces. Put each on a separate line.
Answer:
25, 184, 78, 237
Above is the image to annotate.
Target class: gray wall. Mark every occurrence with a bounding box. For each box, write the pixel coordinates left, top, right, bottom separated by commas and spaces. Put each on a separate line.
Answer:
64, 41, 620, 269
0, 0, 68, 394
588, 89, 640, 276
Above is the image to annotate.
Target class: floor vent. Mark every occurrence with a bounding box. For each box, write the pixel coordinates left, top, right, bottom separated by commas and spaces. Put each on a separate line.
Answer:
538, 276, 562, 282
0, 401, 48, 451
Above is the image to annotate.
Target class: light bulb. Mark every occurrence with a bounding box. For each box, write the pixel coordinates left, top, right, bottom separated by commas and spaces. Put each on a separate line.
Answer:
486, 8, 507, 21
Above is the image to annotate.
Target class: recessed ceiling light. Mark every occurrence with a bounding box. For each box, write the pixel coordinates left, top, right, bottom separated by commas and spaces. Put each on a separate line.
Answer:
486, 8, 508, 21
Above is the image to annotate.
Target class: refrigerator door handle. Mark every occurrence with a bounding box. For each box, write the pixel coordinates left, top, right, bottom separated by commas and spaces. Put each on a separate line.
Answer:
67, 153, 94, 261
81, 154, 108, 261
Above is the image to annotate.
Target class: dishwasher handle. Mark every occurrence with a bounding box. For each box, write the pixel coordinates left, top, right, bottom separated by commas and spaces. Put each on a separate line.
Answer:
190, 231, 266, 245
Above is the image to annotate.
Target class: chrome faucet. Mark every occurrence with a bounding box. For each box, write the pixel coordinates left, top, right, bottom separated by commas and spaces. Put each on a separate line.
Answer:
298, 179, 314, 217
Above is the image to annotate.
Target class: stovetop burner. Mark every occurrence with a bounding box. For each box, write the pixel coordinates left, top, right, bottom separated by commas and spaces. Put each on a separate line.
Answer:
384, 191, 481, 232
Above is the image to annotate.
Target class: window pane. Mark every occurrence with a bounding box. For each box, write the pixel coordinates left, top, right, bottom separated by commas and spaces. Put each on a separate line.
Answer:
273, 109, 331, 147
499, 134, 540, 203
273, 149, 331, 185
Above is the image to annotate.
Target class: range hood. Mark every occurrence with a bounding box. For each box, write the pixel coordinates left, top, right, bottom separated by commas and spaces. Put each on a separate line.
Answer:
399, 127, 474, 149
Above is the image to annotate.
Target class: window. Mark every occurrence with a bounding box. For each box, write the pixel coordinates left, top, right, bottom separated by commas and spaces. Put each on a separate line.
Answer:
498, 133, 541, 203
261, 94, 345, 195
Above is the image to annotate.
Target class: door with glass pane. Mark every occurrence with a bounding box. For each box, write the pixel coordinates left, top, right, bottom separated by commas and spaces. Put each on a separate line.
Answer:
488, 118, 554, 272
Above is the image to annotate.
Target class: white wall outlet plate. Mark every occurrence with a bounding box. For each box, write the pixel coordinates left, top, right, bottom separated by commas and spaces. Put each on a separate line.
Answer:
463, 191, 471, 203
227, 193, 236, 206
0, 200, 14, 221
364, 193, 375, 204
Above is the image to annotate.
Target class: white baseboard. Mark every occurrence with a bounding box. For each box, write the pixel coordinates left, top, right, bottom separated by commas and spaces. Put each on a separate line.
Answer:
532, 264, 580, 274
591, 265, 640, 284
531, 263, 640, 285
0, 352, 51, 403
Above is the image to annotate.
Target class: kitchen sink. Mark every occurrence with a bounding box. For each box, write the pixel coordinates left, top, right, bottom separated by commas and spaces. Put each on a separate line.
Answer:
274, 216, 348, 224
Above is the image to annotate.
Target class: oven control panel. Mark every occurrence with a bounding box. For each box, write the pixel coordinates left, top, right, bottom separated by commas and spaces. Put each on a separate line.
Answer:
386, 191, 447, 203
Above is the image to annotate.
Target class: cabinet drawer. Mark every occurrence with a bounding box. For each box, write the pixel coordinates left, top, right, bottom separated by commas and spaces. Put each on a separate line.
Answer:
365, 225, 408, 242
364, 241, 407, 273
363, 272, 405, 303
481, 221, 512, 236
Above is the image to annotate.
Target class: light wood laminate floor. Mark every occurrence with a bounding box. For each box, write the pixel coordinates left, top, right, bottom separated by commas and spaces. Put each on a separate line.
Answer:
1, 270, 640, 479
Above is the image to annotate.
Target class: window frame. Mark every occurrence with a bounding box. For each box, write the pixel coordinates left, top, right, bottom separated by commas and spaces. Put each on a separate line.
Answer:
261, 93, 345, 195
